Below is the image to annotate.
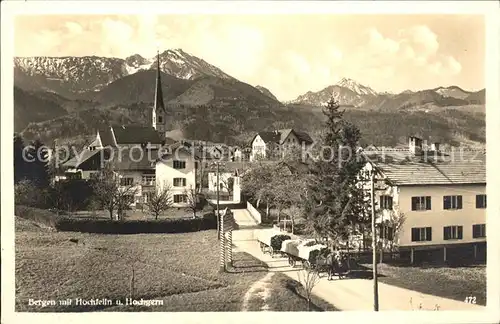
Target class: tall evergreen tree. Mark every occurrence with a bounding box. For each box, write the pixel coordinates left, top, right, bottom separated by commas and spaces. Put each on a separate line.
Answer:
304, 98, 366, 247
14, 134, 28, 184
26, 139, 51, 188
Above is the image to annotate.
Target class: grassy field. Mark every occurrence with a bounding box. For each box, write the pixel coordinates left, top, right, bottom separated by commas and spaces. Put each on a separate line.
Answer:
15, 217, 335, 312
360, 262, 486, 306
263, 274, 338, 311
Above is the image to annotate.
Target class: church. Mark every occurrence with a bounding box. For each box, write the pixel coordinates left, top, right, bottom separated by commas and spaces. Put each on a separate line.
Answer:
88, 51, 171, 150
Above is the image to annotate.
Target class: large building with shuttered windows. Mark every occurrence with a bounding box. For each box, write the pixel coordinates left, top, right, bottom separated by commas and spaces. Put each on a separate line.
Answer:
362, 136, 486, 264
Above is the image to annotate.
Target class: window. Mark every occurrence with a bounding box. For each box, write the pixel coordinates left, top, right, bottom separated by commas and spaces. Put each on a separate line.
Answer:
411, 196, 431, 211
380, 224, 394, 241
443, 195, 462, 210
142, 175, 155, 185
120, 177, 133, 186
174, 194, 187, 203
195, 162, 199, 169
379, 195, 393, 209
472, 224, 486, 238
173, 178, 187, 187
411, 227, 432, 242
173, 160, 186, 169
443, 225, 463, 240
158, 115, 163, 123
476, 195, 487, 209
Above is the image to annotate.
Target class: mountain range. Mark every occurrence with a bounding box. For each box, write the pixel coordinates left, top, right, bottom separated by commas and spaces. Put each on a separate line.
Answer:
13, 49, 486, 148
289, 78, 484, 109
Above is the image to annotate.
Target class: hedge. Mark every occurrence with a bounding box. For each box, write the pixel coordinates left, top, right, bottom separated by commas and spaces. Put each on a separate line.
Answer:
15, 205, 217, 234
270, 234, 291, 251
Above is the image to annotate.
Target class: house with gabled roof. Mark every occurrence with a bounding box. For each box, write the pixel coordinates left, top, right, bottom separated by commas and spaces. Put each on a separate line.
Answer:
249, 128, 314, 162
361, 136, 486, 265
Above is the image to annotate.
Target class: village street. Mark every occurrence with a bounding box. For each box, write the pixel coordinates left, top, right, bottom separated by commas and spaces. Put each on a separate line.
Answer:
231, 209, 486, 311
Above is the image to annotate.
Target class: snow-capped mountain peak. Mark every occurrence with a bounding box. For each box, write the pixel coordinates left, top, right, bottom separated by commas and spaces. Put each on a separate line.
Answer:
432, 86, 471, 99
336, 77, 378, 96
14, 48, 234, 95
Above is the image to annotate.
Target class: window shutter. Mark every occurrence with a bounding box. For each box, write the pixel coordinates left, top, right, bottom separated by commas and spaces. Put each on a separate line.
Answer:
475, 195, 480, 209
389, 196, 393, 209
443, 196, 448, 209
472, 225, 478, 238
411, 197, 417, 211
458, 226, 463, 239
426, 227, 432, 241
426, 196, 431, 210
484, 195, 487, 208
444, 227, 450, 240
457, 196, 463, 209
411, 228, 418, 242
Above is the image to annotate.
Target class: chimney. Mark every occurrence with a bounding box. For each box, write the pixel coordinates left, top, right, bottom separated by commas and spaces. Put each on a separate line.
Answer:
408, 136, 423, 155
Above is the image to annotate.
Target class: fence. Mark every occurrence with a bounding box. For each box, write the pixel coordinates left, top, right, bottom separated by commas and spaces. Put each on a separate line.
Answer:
246, 201, 261, 224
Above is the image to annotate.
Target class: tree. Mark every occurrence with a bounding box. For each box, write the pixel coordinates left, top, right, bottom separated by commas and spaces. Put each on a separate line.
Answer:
146, 184, 173, 220
220, 176, 234, 198
91, 163, 138, 220
47, 180, 71, 216
384, 204, 406, 256
304, 97, 366, 249
241, 161, 277, 219
297, 267, 321, 311
23, 139, 51, 189
184, 186, 199, 218
15, 179, 42, 207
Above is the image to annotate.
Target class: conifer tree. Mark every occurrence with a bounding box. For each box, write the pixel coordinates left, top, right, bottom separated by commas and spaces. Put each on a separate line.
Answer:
304, 98, 367, 247
26, 139, 51, 188
14, 134, 28, 184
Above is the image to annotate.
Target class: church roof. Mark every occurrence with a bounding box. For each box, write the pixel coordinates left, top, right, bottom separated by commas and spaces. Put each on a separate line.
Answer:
112, 125, 164, 145
97, 125, 165, 147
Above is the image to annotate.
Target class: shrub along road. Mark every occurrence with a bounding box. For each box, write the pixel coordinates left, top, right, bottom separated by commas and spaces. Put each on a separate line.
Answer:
231, 209, 486, 311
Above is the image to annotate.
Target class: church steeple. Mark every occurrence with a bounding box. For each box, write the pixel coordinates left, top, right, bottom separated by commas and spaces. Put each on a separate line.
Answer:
152, 50, 166, 132
154, 50, 165, 113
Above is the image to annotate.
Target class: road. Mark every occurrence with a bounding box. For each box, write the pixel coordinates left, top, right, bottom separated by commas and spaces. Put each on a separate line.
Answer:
231, 208, 486, 311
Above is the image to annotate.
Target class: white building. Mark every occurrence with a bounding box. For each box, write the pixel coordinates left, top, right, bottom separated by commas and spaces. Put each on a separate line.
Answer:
155, 144, 199, 207
249, 129, 313, 161
362, 136, 486, 264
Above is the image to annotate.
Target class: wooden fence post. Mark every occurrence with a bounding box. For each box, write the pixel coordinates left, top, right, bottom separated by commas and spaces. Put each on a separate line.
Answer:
219, 212, 226, 272
226, 229, 233, 268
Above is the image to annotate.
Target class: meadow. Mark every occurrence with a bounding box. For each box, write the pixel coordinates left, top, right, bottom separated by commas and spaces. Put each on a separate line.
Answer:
15, 217, 336, 312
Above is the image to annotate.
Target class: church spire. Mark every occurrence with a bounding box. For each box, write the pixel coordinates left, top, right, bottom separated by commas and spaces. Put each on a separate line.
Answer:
154, 50, 165, 113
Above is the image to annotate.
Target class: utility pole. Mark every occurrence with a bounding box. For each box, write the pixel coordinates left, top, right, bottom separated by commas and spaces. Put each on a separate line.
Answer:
370, 170, 379, 311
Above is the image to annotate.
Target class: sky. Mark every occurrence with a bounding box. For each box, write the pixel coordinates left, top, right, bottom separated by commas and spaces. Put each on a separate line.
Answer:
15, 14, 485, 101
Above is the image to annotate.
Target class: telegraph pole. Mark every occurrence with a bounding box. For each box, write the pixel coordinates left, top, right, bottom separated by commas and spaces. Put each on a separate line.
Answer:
370, 170, 379, 311
216, 162, 221, 240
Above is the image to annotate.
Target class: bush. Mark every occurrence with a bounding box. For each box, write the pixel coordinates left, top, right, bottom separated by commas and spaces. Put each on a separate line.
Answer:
308, 247, 330, 264
14, 206, 217, 234
15, 180, 49, 208
15, 205, 59, 228
270, 234, 291, 251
